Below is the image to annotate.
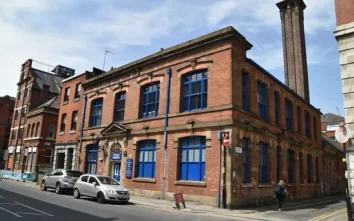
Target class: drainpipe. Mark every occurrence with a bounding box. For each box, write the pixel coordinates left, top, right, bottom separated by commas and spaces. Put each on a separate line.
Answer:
77, 94, 87, 171
161, 68, 172, 200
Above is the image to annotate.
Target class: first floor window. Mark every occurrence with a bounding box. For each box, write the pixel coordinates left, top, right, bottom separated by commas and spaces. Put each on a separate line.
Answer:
137, 140, 156, 178
140, 83, 159, 119
179, 136, 206, 181
90, 98, 103, 127
259, 142, 268, 183
242, 138, 250, 183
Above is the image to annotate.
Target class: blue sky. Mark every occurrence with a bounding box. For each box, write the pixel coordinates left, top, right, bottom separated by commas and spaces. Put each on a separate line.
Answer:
0, 0, 343, 115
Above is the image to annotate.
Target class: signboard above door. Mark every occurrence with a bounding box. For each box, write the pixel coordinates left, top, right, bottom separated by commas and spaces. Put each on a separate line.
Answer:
111, 153, 122, 161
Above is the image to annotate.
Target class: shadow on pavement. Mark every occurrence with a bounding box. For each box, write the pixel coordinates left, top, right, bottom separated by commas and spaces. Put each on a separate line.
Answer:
0, 188, 121, 221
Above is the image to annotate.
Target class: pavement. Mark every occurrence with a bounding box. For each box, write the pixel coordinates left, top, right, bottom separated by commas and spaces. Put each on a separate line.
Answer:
0, 178, 349, 221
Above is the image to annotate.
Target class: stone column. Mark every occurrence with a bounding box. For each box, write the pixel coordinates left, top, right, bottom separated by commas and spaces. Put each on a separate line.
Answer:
71, 148, 76, 170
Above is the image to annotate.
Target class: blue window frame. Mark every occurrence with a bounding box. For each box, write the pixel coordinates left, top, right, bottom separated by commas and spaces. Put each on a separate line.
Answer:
285, 99, 293, 129
89, 98, 103, 127
276, 146, 281, 182
179, 136, 206, 181
140, 83, 160, 119
181, 71, 207, 112
242, 138, 250, 183
274, 92, 279, 125
297, 106, 301, 133
114, 92, 126, 122
287, 149, 295, 184
305, 111, 311, 138
257, 82, 267, 120
307, 154, 313, 183
259, 142, 268, 183
242, 73, 249, 111
137, 140, 156, 178
86, 144, 98, 174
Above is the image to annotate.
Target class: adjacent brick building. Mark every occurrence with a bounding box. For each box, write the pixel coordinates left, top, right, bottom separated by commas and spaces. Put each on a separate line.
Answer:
0, 95, 15, 169
53, 68, 103, 171
6, 59, 74, 171
321, 113, 347, 149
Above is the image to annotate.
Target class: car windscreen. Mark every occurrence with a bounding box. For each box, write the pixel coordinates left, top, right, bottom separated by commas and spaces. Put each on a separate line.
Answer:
97, 177, 120, 185
66, 171, 83, 177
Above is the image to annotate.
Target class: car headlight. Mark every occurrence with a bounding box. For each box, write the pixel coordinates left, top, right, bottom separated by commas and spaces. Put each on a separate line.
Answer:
106, 189, 115, 194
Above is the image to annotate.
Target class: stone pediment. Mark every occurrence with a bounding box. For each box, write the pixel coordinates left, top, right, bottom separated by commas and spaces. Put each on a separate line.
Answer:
100, 122, 128, 135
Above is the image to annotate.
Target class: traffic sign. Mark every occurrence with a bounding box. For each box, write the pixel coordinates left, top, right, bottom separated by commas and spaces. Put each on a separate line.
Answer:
335, 123, 351, 144
223, 135, 230, 147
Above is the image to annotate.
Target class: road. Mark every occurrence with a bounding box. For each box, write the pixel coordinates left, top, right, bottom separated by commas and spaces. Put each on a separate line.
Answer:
0, 180, 236, 221
0, 179, 349, 221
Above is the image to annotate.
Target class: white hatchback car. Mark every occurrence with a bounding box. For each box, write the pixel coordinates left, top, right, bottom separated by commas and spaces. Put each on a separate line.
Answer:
73, 174, 130, 204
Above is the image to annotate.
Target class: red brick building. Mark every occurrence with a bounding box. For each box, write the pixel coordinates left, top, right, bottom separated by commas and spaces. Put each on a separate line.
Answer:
6, 59, 74, 171
22, 97, 59, 173
53, 68, 103, 170
74, 0, 342, 207
0, 95, 15, 169
321, 113, 347, 149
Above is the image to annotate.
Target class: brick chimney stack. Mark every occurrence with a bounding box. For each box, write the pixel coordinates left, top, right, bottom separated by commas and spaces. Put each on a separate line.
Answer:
277, 0, 310, 102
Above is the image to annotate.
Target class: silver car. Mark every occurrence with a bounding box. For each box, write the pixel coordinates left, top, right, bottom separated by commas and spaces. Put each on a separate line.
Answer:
73, 174, 130, 204
40, 169, 83, 194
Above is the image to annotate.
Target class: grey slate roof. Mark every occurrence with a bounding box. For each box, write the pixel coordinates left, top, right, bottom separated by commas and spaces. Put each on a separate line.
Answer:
321, 133, 343, 152
0, 95, 15, 101
31, 69, 64, 94
321, 113, 344, 123
35, 96, 59, 110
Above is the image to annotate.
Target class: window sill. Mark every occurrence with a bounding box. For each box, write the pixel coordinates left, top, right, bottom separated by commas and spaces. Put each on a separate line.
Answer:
258, 184, 272, 188
307, 183, 315, 187
74, 98, 80, 102
69, 130, 76, 134
59, 132, 65, 136
241, 183, 253, 188
175, 180, 206, 187
63, 101, 69, 105
132, 178, 156, 183
288, 184, 296, 187
300, 183, 306, 187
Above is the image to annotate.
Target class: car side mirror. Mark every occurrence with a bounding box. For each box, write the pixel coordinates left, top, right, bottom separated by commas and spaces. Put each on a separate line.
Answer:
92, 182, 97, 186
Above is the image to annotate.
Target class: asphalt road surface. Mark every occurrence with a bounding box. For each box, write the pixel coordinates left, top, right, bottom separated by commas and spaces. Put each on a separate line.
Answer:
0, 180, 235, 221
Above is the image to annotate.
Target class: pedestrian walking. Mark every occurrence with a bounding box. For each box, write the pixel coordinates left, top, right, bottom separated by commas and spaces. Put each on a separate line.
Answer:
275, 180, 288, 211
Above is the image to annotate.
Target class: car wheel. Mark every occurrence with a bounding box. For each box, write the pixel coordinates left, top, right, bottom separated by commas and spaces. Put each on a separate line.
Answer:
97, 192, 105, 204
73, 188, 80, 199
40, 181, 47, 191
55, 183, 62, 194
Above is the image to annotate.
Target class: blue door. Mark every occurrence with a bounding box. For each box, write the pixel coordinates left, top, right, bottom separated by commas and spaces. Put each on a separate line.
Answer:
86, 144, 98, 174
113, 163, 121, 182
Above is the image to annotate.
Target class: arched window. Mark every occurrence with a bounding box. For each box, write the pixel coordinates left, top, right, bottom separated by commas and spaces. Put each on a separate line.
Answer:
27, 124, 31, 138
181, 71, 207, 112
35, 122, 40, 137
31, 124, 35, 137
89, 98, 103, 127
114, 92, 126, 122
140, 83, 159, 119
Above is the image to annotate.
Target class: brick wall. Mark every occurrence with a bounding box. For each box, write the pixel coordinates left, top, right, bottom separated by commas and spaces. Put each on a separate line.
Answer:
335, 0, 354, 26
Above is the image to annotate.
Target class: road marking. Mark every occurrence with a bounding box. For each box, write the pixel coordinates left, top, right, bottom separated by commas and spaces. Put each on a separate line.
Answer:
308, 208, 347, 221
0, 203, 17, 205
17, 212, 46, 216
0, 196, 4, 199
14, 202, 54, 217
0, 206, 22, 217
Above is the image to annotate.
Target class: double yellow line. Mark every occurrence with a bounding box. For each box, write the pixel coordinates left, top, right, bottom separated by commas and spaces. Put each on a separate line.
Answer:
308, 208, 347, 221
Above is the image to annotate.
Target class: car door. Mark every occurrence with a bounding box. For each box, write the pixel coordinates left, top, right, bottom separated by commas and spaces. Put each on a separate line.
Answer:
87, 176, 100, 197
47, 170, 59, 187
78, 175, 89, 196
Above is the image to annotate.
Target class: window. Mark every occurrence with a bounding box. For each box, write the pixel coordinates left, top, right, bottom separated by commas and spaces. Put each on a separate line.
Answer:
81, 176, 89, 182
71, 111, 78, 130
11, 129, 17, 140
17, 91, 22, 100
27, 124, 31, 138
60, 114, 66, 132
114, 93, 126, 122
86, 144, 98, 174
242, 73, 249, 111
75, 83, 81, 99
287, 149, 295, 184
18, 128, 23, 139
307, 154, 313, 183
181, 71, 208, 112
44, 149, 52, 164
140, 83, 160, 118
31, 124, 35, 137
299, 152, 304, 183
257, 82, 267, 120
90, 98, 103, 127
274, 92, 279, 125
297, 106, 301, 134
276, 146, 281, 182
48, 124, 56, 138
305, 111, 311, 138
35, 122, 40, 137
15, 110, 19, 121
89, 177, 99, 184
137, 140, 156, 179
25, 88, 30, 97
15, 154, 20, 163
285, 99, 293, 129
242, 138, 250, 183
313, 117, 317, 141
179, 136, 206, 181
22, 107, 27, 115
316, 157, 319, 183
326, 124, 339, 131
64, 87, 70, 103
259, 142, 268, 183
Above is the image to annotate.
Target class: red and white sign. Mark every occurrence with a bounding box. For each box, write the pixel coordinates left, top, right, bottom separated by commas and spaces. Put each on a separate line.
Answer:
223, 135, 230, 147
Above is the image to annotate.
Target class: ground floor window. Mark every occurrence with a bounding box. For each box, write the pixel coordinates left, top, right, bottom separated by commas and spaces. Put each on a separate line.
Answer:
288, 149, 295, 184
86, 144, 98, 174
179, 136, 206, 181
137, 140, 156, 178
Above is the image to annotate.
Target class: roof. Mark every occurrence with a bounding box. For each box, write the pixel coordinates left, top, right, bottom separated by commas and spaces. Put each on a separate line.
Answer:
321, 113, 344, 123
35, 96, 59, 110
321, 133, 343, 152
83, 26, 253, 87
0, 95, 15, 101
247, 59, 322, 114
31, 69, 64, 94
62, 72, 86, 83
